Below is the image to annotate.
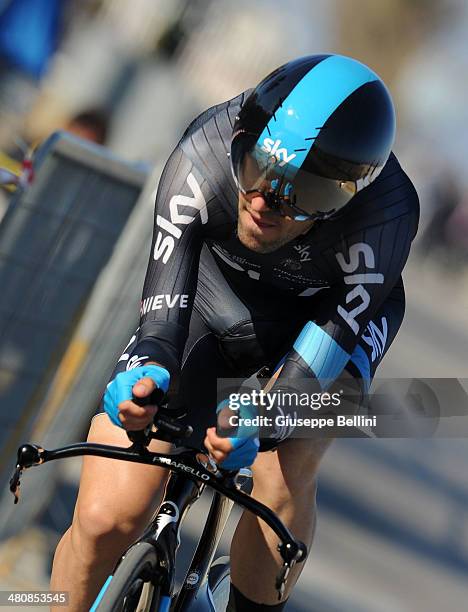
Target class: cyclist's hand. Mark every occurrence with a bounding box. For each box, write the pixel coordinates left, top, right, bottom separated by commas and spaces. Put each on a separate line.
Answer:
204, 427, 233, 464
103, 364, 170, 430
205, 401, 259, 470
205, 427, 259, 470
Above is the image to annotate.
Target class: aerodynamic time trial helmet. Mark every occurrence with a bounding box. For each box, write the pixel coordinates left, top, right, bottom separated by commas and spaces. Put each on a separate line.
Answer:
231, 54, 396, 221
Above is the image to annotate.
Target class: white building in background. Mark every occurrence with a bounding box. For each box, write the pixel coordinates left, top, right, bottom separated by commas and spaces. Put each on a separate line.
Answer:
111, 0, 333, 161
178, 0, 333, 109
109, 0, 333, 161
98, 0, 186, 54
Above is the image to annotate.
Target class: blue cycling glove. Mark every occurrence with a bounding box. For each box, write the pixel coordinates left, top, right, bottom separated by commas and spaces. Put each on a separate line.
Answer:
103, 364, 170, 427
216, 399, 260, 471
220, 436, 260, 471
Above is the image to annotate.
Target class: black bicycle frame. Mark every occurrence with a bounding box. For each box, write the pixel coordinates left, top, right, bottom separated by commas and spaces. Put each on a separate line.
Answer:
172, 486, 234, 610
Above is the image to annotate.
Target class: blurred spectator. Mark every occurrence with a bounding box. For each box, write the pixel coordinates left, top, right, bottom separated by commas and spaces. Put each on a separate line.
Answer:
444, 194, 468, 267
418, 172, 463, 268
0, 105, 109, 223
65, 108, 109, 145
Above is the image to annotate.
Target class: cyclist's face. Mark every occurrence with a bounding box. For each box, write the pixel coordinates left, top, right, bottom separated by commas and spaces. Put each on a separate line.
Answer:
237, 191, 314, 254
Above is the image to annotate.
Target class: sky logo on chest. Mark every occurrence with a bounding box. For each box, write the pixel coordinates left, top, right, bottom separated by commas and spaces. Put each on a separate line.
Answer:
257, 55, 378, 175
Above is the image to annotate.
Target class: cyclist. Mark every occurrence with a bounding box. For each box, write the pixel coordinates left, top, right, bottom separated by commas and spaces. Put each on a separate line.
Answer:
50, 54, 419, 611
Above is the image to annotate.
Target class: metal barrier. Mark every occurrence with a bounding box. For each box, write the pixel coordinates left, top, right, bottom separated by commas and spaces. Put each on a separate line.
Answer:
0, 132, 150, 538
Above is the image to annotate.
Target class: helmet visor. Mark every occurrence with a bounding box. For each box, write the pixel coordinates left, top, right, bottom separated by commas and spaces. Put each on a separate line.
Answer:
231, 131, 356, 219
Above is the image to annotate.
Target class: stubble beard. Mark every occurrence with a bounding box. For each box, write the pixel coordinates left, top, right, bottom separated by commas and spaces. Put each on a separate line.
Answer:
236, 220, 288, 254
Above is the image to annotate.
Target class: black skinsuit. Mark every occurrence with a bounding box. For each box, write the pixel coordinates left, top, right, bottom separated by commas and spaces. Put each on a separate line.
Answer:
99, 91, 420, 445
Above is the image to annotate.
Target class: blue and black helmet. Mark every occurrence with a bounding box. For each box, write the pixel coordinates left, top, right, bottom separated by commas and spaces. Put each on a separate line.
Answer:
231, 54, 396, 220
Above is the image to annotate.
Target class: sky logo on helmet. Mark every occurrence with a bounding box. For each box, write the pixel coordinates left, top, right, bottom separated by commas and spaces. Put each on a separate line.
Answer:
261, 138, 297, 166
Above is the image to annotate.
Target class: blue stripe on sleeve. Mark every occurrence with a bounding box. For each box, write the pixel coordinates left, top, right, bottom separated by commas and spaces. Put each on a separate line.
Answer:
293, 321, 350, 388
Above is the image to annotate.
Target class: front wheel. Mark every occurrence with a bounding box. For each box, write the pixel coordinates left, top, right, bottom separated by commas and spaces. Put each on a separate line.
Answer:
180, 557, 231, 612
91, 542, 161, 612
208, 556, 231, 611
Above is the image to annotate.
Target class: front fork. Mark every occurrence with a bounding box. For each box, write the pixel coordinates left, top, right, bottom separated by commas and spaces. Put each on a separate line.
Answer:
137, 472, 204, 600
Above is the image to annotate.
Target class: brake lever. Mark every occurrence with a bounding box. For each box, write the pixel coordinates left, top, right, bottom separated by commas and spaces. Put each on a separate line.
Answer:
9, 444, 45, 504
275, 540, 307, 600
9, 466, 22, 504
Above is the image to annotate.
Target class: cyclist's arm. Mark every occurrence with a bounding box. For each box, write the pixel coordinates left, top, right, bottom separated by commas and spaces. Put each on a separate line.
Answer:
267, 214, 418, 440
124, 145, 210, 382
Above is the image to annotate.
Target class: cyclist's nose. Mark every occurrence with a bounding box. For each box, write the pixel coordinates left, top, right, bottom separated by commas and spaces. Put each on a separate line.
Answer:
249, 193, 270, 212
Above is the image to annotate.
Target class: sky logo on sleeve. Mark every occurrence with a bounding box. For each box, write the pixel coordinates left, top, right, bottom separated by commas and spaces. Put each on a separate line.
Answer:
336, 242, 384, 335
154, 173, 208, 264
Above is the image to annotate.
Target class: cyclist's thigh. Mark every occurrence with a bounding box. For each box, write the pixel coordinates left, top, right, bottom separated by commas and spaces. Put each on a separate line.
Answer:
75, 414, 171, 529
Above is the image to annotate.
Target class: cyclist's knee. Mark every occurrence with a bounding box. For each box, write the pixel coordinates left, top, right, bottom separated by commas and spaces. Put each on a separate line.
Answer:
255, 475, 317, 515
72, 500, 145, 556
252, 439, 330, 507
279, 437, 332, 479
